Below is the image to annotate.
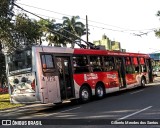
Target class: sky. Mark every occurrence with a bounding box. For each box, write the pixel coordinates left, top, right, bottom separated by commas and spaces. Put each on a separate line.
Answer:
15, 0, 160, 53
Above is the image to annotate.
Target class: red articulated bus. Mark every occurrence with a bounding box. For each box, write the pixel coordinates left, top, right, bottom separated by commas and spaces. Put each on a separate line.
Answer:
6, 46, 153, 104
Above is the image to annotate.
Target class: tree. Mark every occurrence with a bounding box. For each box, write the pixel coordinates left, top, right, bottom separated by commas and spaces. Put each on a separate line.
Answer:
0, 0, 16, 86
40, 19, 63, 47
0, 0, 15, 18
0, 0, 16, 50
62, 16, 86, 48
12, 13, 43, 48
155, 11, 160, 38
0, 53, 6, 87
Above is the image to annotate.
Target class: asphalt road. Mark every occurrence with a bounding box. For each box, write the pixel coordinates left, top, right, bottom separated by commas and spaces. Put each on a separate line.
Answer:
1, 81, 160, 128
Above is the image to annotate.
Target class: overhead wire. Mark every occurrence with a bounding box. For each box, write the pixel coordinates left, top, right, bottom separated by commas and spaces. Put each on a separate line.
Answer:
14, 8, 63, 21
16, 2, 135, 31
16, 2, 158, 36
13, 3, 94, 48
15, 6, 158, 36
13, 4, 75, 43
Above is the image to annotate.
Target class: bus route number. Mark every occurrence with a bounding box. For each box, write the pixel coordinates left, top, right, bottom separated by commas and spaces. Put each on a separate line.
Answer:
46, 76, 55, 81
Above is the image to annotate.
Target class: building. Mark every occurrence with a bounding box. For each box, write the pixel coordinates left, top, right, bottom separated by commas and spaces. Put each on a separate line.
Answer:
93, 34, 126, 52
149, 53, 160, 69
93, 34, 111, 50
149, 53, 160, 61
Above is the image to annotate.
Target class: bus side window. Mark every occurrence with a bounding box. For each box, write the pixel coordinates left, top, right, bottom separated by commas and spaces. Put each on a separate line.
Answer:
125, 57, 134, 74
41, 54, 55, 76
139, 58, 147, 72
73, 56, 89, 73
90, 56, 102, 72
103, 56, 114, 71
135, 66, 139, 73
132, 57, 139, 73
141, 65, 147, 72
126, 65, 135, 74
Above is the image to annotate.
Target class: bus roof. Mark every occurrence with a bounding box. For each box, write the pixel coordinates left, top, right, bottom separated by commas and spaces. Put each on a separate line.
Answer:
74, 48, 150, 58
33, 46, 150, 58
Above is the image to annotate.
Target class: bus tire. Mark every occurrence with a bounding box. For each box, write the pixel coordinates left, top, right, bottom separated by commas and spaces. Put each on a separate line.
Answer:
79, 86, 91, 103
95, 84, 105, 99
141, 77, 146, 87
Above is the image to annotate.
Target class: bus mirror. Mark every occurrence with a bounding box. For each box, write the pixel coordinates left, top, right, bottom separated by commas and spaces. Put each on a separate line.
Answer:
43, 64, 47, 69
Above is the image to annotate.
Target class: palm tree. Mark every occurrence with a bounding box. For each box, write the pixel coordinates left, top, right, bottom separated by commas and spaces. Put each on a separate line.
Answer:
40, 19, 66, 47
62, 16, 86, 48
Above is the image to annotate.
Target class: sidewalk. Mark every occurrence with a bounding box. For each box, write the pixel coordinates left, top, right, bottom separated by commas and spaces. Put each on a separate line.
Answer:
153, 76, 160, 83
0, 103, 54, 113
147, 76, 160, 86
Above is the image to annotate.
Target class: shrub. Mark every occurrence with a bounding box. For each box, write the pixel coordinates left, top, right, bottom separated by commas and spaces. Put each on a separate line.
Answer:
0, 87, 8, 94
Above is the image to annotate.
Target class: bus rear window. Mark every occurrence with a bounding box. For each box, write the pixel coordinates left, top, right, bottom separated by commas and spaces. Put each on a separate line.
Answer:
7, 49, 32, 73
41, 54, 55, 74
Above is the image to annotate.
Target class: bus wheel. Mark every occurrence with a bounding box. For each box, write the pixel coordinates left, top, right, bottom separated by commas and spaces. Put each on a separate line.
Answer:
141, 77, 146, 87
80, 86, 91, 103
95, 84, 105, 99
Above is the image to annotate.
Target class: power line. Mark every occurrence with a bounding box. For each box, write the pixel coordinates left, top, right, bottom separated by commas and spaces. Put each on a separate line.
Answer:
13, 3, 95, 48
15, 8, 63, 21
13, 4, 76, 42
16, 2, 158, 34
14, 1, 157, 45
15, 8, 131, 36
16, 3, 73, 18
16, 2, 131, 30
89, 24, 126, 33
16, 6, 155, 36
16, 2, 135, 31
15, 7, 131, 34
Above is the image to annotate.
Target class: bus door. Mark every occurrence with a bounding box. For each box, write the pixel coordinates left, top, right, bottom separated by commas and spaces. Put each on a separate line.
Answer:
115, 57, 126, 88
55, 56, 74, 100
41, 54, 61, 104
146, 58, 153, 83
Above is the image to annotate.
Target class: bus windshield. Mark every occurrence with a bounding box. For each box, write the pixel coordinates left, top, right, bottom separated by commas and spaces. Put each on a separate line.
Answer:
7, 49, 32, 74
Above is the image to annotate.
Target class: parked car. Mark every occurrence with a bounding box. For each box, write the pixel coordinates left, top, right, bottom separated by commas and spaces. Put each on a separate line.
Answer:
153, 68, 160, 77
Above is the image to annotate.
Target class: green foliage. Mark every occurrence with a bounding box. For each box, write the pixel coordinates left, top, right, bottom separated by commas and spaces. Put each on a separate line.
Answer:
155, 11, 160, 38
0, 0, 15, 51
0, 53, 6, 86
62, 16, 86, 48
0, 0, 87, 49
0, 0, 16, 18
0, 0, 16, 85
155, 29, 160, 38
13, 13, 43, 47
39, 19, 63, 46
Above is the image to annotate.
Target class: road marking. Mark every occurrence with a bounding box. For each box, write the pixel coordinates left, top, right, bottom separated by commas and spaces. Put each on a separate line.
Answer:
116, 106, 152, 121
59, 106, 81, 113
43, 106, 81, 117
130, 89, 144, 94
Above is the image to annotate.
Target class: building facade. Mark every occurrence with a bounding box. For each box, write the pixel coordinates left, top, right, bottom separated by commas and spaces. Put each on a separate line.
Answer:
93, 34, 126, 52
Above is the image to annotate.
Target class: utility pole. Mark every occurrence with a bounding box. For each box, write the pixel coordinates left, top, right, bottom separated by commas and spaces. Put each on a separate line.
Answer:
86, 15, 89, 48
